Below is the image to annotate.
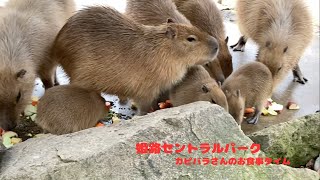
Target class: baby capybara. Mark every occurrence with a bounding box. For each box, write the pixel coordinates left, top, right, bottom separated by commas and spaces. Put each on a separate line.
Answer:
174, 0, 233, 82
222, 62, 273, 126
170, 65, 228, 111
231, 0, 313, 86
0, 0, 75, 131
36, 85, 106, 135
52, 6, 219, 115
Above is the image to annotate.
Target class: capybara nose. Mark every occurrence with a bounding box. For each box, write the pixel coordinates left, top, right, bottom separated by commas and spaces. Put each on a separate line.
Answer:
1, 121, 17, 131
209, 37, 219, 57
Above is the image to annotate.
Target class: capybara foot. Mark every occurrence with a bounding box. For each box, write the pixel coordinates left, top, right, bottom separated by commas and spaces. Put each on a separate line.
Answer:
230, 36, 246, 52
246, 113, 261, 125
293, 65, 308, 84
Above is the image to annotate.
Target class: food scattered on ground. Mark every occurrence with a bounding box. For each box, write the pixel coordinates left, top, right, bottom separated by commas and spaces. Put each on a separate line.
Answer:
1, 131, 22, 148
287, 102, 300, 110
245, 108, 255, 114
159, 100, 173, 109
261, 99, 284, 116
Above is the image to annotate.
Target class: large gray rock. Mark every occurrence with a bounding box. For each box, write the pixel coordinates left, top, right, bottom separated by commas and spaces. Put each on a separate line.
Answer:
0, 102, 318, 180
249, 113, 320, 167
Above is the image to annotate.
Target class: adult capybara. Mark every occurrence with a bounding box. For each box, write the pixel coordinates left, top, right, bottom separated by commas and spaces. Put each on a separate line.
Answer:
126, 0, 191, 25
0, 0, 75, 130
170, 65, 228, 111
231, 0, 313, 86
174, 0, 233, 82
52, 6, 219, 115
222, 62, 273, 126
36, 85, 106, 135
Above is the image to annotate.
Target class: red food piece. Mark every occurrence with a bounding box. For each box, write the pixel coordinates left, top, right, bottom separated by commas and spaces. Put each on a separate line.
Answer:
95, 122, 104, 127
31, 101, 38, 106
245, 108, 255, 114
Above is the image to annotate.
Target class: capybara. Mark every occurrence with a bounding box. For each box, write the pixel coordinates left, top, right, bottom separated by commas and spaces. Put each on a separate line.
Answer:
0, 0, 75, 131
231, 0, 313, 86
203, 59, 225, 84
52, 6, 219, 115
36, 85, 106, 135
170, 65, 228, 111
222, 62, 273, 125
174, 0, 233, 82
126, 0, 191, 25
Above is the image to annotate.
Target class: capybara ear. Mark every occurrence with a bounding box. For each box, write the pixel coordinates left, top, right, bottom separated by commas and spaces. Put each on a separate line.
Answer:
166, 26, 176, 39
236, 89, 241, 98
225, 36, 229, 44
167, 18, 175, 24
16, 69, 27, 79
202, 84, 209, 93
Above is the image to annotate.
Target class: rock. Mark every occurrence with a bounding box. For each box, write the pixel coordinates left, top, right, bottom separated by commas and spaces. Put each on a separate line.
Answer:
315, 155, 320, 171
0, 102, 318, 179
249, 113, 320, 167
0, 139, 6, 163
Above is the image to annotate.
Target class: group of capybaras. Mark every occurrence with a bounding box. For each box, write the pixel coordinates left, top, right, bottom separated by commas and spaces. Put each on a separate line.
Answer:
0, 0, 314, 135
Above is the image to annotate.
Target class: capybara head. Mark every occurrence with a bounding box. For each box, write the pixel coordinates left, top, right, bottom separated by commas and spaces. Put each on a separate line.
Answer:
164, 19, 219, 66
199, 82, 228, 111
257, 41, 288, 77
0, 69, 33, 130
204, 59, 225, 84
225, 89, 245, 125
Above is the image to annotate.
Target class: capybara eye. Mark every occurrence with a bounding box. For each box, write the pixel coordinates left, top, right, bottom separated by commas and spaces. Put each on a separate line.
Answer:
187, 36, 197, 42
16, 91, 21, 102
205, 63, 209, 67
211, 99, 216, 104
283, 46, 288, 53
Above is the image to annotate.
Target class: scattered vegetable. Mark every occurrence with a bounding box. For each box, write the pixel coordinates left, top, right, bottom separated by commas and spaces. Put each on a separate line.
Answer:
287, 102, 300, 110
245, 108, 255, 114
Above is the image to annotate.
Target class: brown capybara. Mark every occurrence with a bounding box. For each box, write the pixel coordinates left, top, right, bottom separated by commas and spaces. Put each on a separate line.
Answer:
52, 6, 219, 116
203, 59, 225, 84
126, 0, 191, 25
36, 85, 106, 135
222, 62, 273, 126
231, 0, 313, 86
174, 0, 233, 82
0, 0, 75, 131
170, 65, 228, 111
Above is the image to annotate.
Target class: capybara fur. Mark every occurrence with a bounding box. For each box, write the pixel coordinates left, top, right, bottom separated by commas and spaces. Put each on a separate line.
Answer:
234, 0, 313, 86
174, 0, 233, 81
36, 85, 106, 135
204, 59, 225, 84
0, 0, 75, 131
170, 65, 228, 111
126, 0, 191, 25
222, 62, 273, 126
52, 6, 219, 115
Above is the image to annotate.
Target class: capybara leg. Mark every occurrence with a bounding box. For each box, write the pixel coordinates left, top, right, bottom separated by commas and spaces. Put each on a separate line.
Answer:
293, 64, 308, 84
230, 36, 247, 52
246, 105, 262, 125
136, 99, 153, 116
39, 65, 57, 90
54, 72, 59, 86
118, 96, 129, 105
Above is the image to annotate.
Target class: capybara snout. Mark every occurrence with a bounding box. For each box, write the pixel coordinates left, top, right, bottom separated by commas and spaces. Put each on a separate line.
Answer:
0, 109, 18, 131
